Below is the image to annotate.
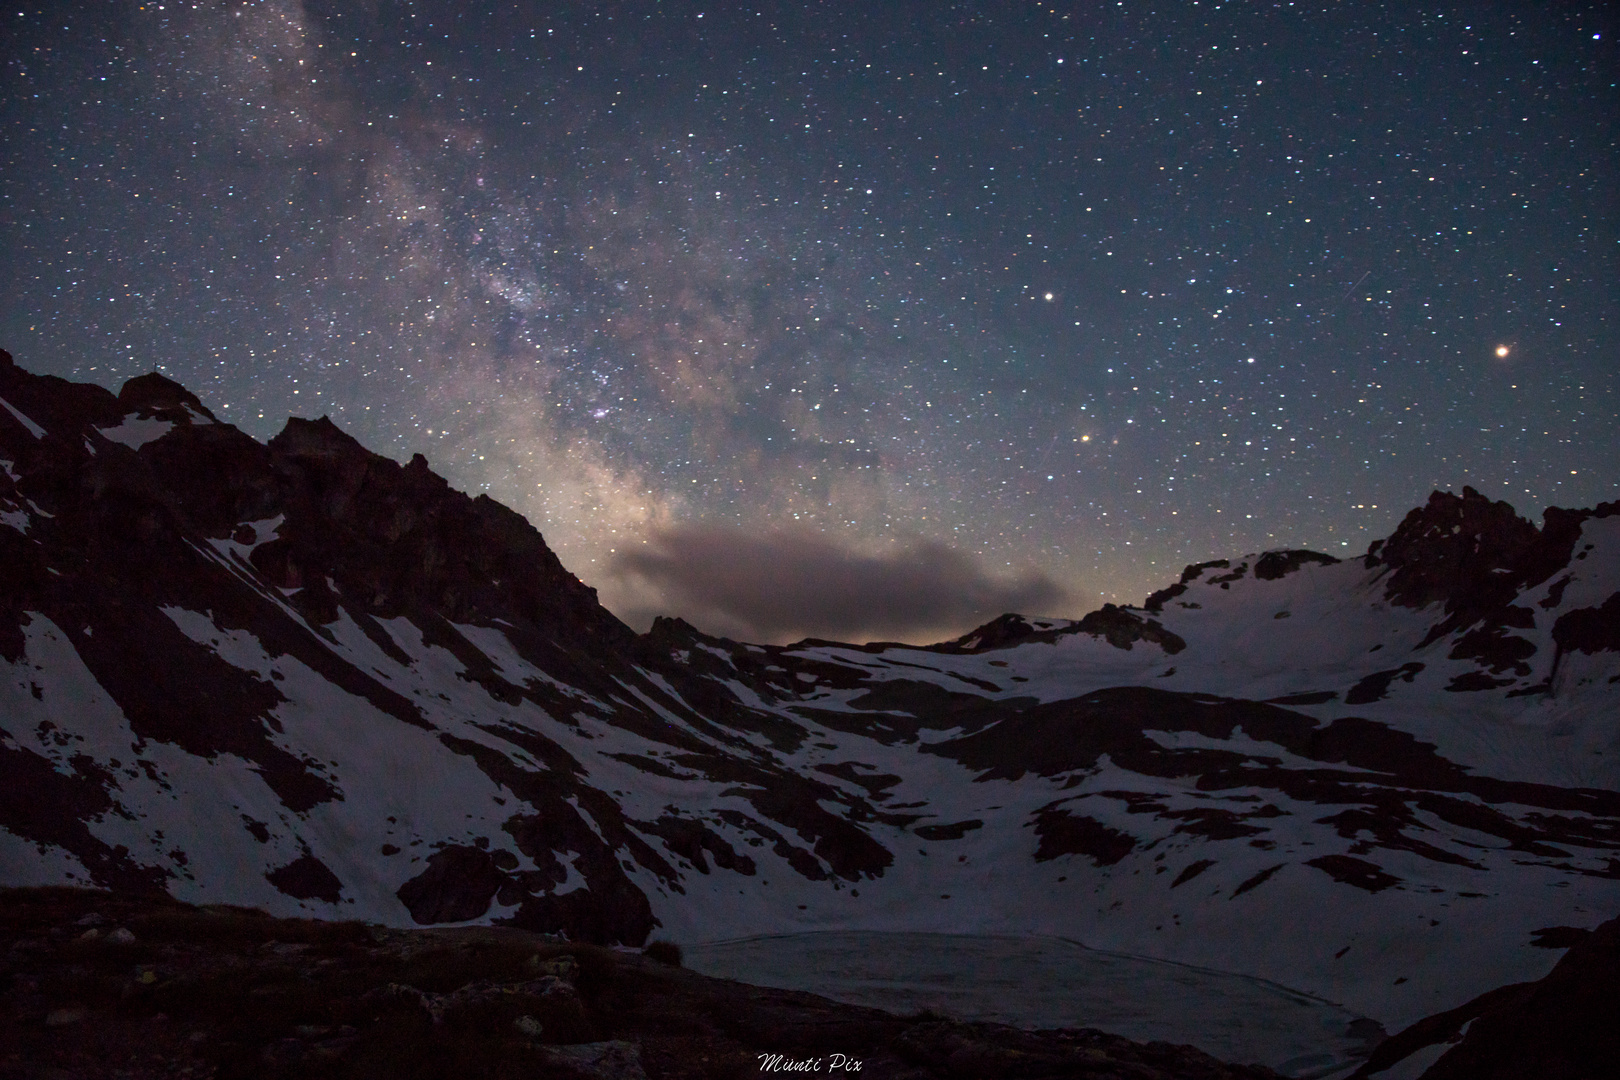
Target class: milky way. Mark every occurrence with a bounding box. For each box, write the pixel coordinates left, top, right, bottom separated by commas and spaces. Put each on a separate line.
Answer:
3, 1, 1615, 642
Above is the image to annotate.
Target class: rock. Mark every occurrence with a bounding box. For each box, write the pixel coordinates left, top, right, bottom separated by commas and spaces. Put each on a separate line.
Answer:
107, 926, 136, 944
264, 854, 344, 903
1253, 548, 1340, 580
2, 886, 1287, 1079
395, 845, 508, 924
541, 1040, 649, 1080
1414, 911, 1620, 1079
1074, 603, 1187, 654
1368, 489, 1619, 669
261, 1036, 308, 1066
946, 613, 1043, 651
527, 953, 579, 979
1552, 591, 1620, 671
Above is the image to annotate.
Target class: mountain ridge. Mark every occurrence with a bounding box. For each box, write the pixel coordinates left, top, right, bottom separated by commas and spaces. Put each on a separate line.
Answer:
4, 350, 1618, 1058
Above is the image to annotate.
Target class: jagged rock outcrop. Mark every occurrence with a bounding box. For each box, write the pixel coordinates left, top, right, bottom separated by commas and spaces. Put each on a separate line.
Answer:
1364, 486, 1620, 682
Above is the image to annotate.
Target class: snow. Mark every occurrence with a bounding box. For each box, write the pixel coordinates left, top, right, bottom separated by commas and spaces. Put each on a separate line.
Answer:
0, 828, 91, 887
1378, 1039, 1455, 1080
684, 931, 1375, 1076
4, 506, 1614, 1066
203, 515, 285, 563
0, 395, 46, 438
95, 415, 175, 450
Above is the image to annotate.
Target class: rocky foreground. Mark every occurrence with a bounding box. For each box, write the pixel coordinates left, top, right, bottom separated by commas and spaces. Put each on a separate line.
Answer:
1, 886, 1277, 1080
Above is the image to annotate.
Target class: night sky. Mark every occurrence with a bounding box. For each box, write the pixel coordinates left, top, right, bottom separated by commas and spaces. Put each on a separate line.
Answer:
3, 1, 1615, 643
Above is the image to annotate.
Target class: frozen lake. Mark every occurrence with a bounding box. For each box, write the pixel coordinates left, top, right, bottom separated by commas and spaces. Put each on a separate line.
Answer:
685, 931, 1380, 1078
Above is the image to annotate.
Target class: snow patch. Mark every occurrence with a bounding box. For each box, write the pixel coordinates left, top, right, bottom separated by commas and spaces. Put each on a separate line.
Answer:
96, 416, 175, 450
0, 828, 91, 886
0, 396, 46, 438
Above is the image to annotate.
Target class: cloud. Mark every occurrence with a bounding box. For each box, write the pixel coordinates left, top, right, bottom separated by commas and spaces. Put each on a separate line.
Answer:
609, 525, 1069, 645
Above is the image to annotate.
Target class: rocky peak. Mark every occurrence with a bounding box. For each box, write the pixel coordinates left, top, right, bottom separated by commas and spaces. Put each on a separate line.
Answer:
1368, 487, 1548, 610
1254, 549, 1340, 581
1360, 487, 1619, 682
1368, 487, 1613, 629
2, 350, 630, 651
946, 613, 1044, 652
114, 372, 213, 422
256, 414, 625, 642
0, 349, 122, 439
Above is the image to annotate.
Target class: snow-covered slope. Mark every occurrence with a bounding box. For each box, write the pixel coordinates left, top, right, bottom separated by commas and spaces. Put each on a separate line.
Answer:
3, 349, 1617, 1047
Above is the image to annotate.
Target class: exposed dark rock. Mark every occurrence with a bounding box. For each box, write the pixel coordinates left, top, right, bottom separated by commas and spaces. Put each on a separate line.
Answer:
932, 606, 1186, 657
265, 854, 345, 904
641, 940, 683, 967
396, 846, 508, 924
1163, 807, 1269, 841
1445, 671, 1516, 692
1346, 980, 1534, 1078
1230, 864, 1286, 898
1306, 855, 1399, 893
1029, 806, 1137, 865
1266, 691, 1338, 705
1074, 603, 1188, 654
1171, 859, 1216, 887
0, 736, 172, 894
1529, 926, 1591, 950
1551, 591, 1620, 673
115, 371, 211, 418
1353, 912, 1620, 1079
1345, 663, 1425, 705
639, 814, 757, 876
813, 760, 903, 800
913, 820, 984, 841
795, 678, 1014, 745
1142, 558, 1233, 611
944, 612, 1046, 651
1142, 581, 1188, 612
263, 414, 631, 646
1367, 487, 1618, 661
917, 686, 1620, 869
1448, 623, 1538, 676
1254, 549, 1340, 580
1540, 574, 1574, 609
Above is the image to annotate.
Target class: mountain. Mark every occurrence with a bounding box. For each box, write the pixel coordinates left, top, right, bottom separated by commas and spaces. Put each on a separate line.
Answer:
3, 350, 1618, 1053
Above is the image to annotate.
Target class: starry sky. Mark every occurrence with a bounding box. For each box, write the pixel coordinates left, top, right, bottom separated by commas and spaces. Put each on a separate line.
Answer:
3, 1, 1616, 643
